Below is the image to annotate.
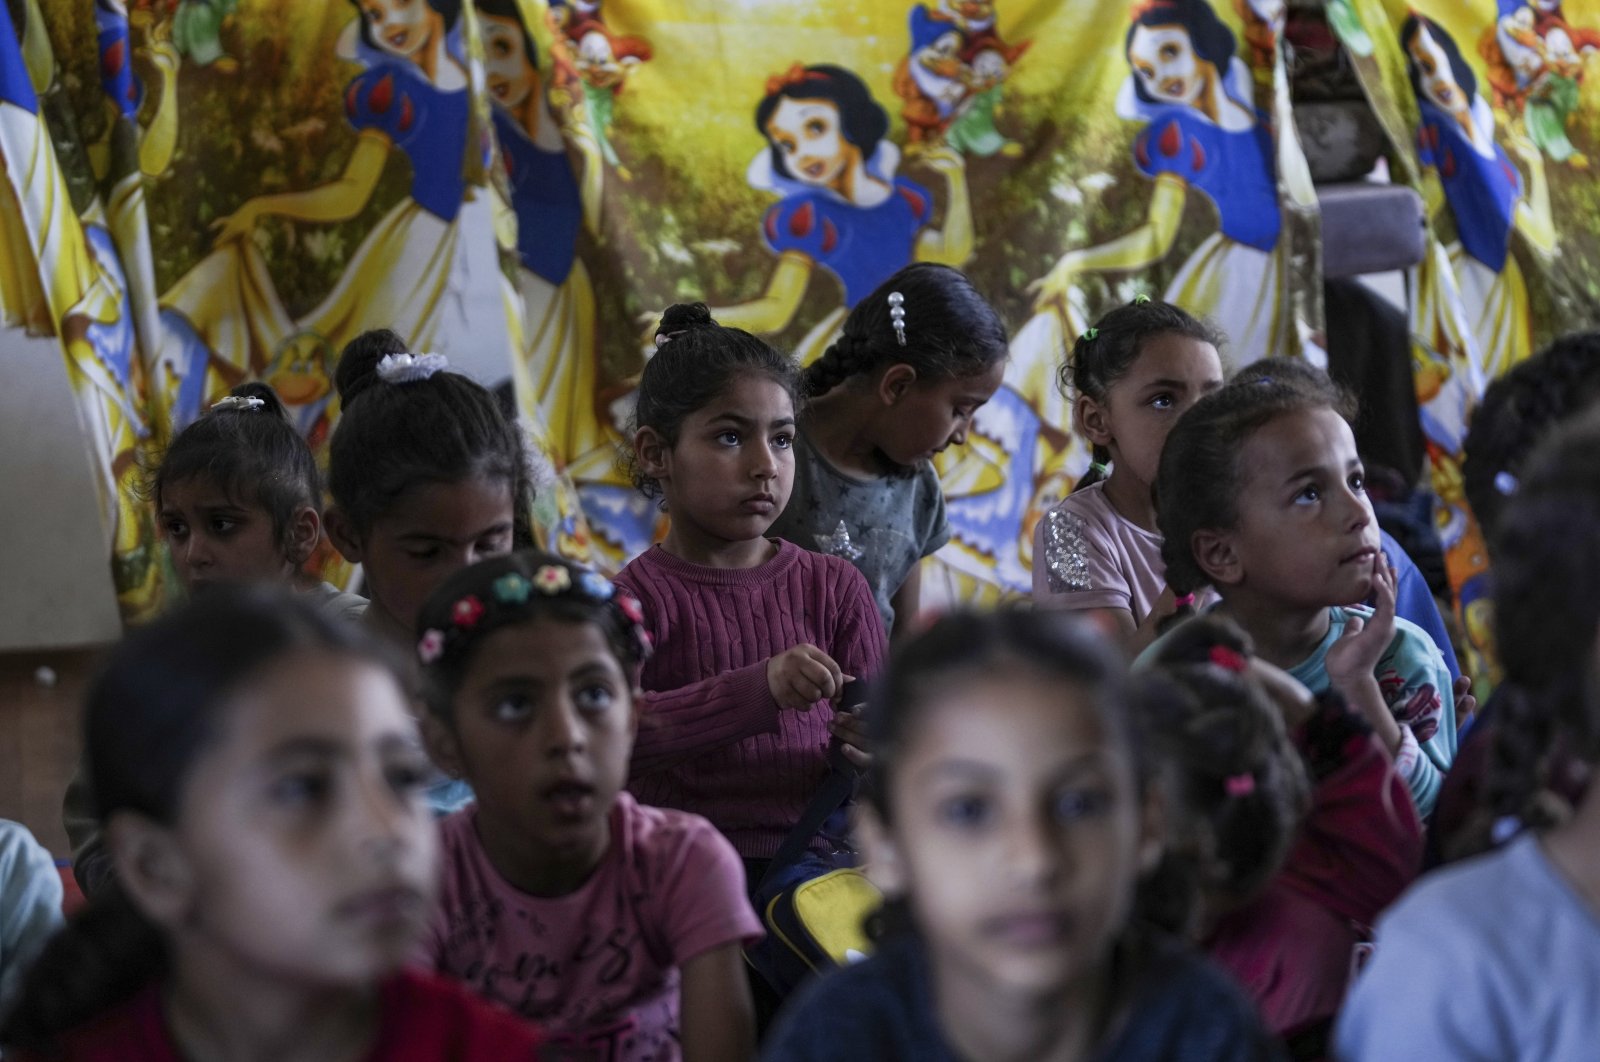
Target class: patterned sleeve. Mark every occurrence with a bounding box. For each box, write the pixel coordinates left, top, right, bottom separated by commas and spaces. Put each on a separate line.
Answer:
1031, 506, 1135, 612
1132, 111, 1206, 182
1376, 617, 1459, 819
343, 65, 417, 140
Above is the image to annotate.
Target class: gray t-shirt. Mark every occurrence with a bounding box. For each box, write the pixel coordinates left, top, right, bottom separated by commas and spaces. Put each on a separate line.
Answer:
769, 433, 947, 634
1337, 833, 1600, 1060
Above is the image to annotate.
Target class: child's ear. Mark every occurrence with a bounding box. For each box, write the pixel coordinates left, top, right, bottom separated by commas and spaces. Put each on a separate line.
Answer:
876, 364, 919, 406
106, 811, 195, 930
325, 506, 363, 565
633, 426, 672, 484
286, 506, 322, 568
1074, 394, 1114, 449
421, 714, 466, 780
1192, 528, 1242, 588
854, 805, 908, 898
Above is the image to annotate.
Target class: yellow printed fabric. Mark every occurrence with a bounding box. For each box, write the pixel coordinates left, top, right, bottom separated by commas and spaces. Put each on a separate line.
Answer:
1333, 0, 1594, 682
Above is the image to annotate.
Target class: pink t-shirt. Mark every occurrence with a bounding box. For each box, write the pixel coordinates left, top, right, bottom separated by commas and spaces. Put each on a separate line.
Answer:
1032, 481, 1211, 622
419, 793, 763, 1061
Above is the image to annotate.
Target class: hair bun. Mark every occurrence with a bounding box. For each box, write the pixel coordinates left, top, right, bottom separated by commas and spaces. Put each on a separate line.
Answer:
225, 381, 291, 422
334, 328, 411, 406
656, 303, 715, 336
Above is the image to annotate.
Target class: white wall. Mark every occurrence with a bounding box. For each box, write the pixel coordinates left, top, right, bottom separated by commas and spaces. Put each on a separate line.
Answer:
0, 327, 122, 649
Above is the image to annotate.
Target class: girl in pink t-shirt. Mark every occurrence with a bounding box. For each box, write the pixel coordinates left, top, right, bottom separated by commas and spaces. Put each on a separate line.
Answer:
1138, 615, 1421, 1042
1033, 298, 1225, 649
415, 550, 763, 1062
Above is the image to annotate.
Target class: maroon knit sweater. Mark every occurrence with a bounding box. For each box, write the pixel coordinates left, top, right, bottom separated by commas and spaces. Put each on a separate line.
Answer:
616, 539, 887, 859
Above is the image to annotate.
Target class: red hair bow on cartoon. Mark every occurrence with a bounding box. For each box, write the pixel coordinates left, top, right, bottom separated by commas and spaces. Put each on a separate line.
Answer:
765, 62, 825, 98
1131, 0, 1182, 18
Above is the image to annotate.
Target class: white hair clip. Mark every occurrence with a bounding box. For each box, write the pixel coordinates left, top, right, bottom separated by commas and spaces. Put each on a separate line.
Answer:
654, 329, 687, 349
210, 395, 266, 413
887, 291, 907, 346
376, 352, 449, 384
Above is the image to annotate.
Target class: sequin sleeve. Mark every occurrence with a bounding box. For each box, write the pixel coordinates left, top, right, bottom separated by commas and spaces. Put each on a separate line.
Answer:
1030, 504, 1136, 612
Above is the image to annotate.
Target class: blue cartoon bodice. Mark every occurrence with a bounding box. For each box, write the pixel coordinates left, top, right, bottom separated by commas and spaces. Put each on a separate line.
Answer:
344, 62, 469, 222
762, 176, 933, 307
95, 4, 142, 118
493, 108, 581, 286
0, 1, 37, 113
1416, 101, 1519, 273
1133, 108, 1280, 252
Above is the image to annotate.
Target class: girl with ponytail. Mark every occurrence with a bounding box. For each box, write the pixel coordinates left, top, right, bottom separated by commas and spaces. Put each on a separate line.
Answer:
767, 263, 1006, 638
4, 589, 539, 1058
1141, 616, 1420, 1047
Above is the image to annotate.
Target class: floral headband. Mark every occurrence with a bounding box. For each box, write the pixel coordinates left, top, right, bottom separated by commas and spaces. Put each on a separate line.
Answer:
417, 563, 653, 667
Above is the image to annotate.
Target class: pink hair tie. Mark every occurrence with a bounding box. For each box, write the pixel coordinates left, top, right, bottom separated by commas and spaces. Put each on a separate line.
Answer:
1173, 593, 1196, 609
1225, 773, 1256, 798
1209, 645, 1248, 673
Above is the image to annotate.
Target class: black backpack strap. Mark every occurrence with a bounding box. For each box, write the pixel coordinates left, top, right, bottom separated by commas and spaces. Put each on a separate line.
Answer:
757, 765, 855, 894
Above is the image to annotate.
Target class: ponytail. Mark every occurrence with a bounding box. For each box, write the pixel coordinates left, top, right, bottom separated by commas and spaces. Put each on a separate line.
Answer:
0, 886, 168, 1050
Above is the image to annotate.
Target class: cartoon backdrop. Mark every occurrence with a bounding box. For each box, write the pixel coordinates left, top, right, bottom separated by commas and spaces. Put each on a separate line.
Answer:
2, 0, 1593, 653
1331, 0, 1600, 680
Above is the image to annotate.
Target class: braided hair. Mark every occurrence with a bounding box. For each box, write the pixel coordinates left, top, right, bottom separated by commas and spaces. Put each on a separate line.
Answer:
801, 264, 1006, 401
1137, 616, 1310, 934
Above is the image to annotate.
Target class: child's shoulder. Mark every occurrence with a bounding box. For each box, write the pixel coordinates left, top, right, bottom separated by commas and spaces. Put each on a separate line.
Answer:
378, 968, 542, 1056
1334, 606, 1447, 669
616, 792, 737, 862
1106, 937, 1276, 1060
763, 935, 951, 1060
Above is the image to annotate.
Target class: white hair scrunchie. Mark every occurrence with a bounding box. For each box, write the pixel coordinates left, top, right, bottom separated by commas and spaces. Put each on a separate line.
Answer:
210, 395, 266, 413
376, 352, 449, 385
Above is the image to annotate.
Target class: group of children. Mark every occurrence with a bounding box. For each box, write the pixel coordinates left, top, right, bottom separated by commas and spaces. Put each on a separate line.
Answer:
1, 262, 1598, 1061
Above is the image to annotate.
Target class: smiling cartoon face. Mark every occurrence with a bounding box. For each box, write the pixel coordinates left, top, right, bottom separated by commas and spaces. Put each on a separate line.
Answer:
360, 0, 441, 61
481, 13, 537, 109
1128, 23, 1205, 108
1408, 22, 1471, 124
765, 96, 857, 187
917, 30, 967, 80
576, 29, 626, 87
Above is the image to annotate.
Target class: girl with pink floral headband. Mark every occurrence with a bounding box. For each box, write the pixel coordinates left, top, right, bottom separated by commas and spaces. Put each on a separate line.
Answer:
412, 550, 763, 1061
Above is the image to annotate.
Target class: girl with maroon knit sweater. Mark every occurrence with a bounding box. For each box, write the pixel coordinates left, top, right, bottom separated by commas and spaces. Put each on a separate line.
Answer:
618, 303, 887, 884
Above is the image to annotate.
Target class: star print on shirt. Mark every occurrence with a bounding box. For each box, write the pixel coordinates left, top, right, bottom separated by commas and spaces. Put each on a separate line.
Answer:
815, 520, 865, 563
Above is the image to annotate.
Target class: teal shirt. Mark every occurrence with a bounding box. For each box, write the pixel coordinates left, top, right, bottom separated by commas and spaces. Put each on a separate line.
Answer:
1139, 605, 1456, 818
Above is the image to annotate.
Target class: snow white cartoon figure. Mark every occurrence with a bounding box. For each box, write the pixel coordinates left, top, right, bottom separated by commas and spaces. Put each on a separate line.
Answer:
1029, 0, 1290, 363
694, 63, 972, 364
475, 0, 631, 564
1404, 12, 1553, 381
207, 0, 492, 360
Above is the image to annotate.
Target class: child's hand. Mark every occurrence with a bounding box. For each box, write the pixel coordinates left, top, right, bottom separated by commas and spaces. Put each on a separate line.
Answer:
1326, 555, 1396, 693
829, 706, 872, 769
766, 644, 845, 710
1453, 674, 1478, 727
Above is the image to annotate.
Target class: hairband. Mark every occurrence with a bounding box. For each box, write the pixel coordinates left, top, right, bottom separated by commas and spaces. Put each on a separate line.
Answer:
417, 564, 653, 667
1133, 293, 1152, 305
1173, 592, 1195, 609
765, 62, 828, 98
887, 291, 907, 346
1224, 773, 1256, 798
654, 329, 687, 349
1494, 470, 1519, 497
210, 395, 265, 413
376, 352, 449, 385
1080, 327, 1099, 342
